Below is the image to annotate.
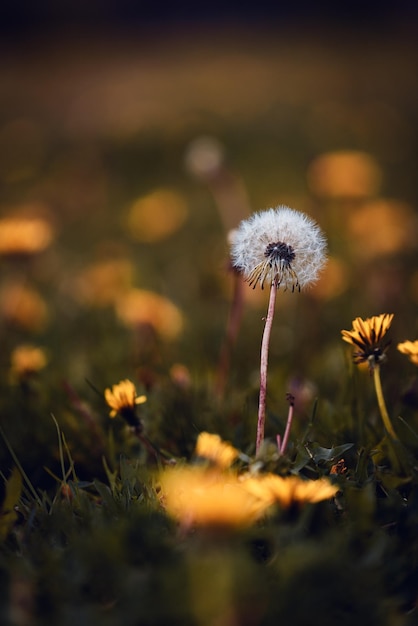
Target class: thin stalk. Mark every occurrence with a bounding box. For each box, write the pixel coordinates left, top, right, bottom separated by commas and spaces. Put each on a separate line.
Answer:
280, 394, 295, 454
373, 364, 397, 439
256, 281, 277, 453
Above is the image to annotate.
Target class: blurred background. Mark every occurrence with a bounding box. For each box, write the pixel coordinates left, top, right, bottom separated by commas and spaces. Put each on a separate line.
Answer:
1, 3, 418, 469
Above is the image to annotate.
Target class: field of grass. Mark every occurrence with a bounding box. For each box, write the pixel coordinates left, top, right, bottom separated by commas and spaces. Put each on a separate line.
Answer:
1, 20, 418, 625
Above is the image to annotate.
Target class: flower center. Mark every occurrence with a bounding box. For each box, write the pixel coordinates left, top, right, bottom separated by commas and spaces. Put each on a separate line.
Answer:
264, 241, 295, 266
246, 240, 299, 290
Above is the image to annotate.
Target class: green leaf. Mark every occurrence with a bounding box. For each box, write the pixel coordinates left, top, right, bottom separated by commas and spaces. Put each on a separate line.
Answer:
310, 443, 354, 464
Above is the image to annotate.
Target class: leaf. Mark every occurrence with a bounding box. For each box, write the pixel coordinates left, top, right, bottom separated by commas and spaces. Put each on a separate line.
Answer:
292, 442, 354, 473
309, 443, 354, 464
292, 446, 314, 472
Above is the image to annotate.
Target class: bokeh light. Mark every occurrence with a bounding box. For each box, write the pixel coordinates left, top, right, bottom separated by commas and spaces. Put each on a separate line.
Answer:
125, 189, 189, 243
307, 150, 382, 199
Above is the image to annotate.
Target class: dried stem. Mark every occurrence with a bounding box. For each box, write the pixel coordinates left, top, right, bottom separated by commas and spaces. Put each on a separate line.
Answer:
256, 280, 277, 453
373, 364, 397, 440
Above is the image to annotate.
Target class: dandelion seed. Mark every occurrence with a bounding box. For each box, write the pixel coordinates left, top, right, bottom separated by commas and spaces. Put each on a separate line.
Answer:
397, 340, 418, 366
230, 206, 327, 452
104, 379, 146, 428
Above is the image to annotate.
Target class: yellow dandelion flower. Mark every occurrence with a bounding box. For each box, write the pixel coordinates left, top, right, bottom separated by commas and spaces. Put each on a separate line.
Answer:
307, 150, 382, 199
397, 340, 418, 366
342, 313, 397, 439
341, 313, 394, 369
126, 189, 188, 243
75, 258, 134, 308
0, 283, 49, 332
159, 467, 267, 529
115, 288, 184, 341
240, 473, 338, 508
0, 216, 54, 255
346, 200, 416, 261
10, 344, 47, 380
194, 432, 239, 470
104, 379, 146, 427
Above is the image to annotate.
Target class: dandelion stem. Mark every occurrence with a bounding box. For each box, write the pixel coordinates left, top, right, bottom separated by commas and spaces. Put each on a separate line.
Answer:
373, 364, 397, 439
280, 394, 295, 454
256, 280, 277, 453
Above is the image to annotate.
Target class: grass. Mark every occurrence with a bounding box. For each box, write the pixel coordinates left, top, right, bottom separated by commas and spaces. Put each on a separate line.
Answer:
1, 22, 418, 625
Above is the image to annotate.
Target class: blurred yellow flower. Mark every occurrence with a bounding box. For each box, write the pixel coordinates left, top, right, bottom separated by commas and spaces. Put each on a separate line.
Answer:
159, 467, 266, 529
0, 283, 49, 332
75, 258, 134, 307
346, 200, 417, 260
307, 150, 381, 199
10, 344, 47, 380
341, 313, 394, 369
0, 216, 54, 255
115, 288, 184, 340
126, 189, 188, 243
397, 340, 418, 366
104, 379, 146, 425
194, 432, 239, 470
240, 473, 338, 508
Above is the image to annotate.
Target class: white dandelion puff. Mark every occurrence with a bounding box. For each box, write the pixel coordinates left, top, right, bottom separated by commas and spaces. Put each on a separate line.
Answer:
229, 206, 327, 453
230, 206, 327, 291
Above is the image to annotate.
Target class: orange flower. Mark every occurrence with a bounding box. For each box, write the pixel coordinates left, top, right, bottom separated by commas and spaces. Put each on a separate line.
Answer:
125, 189, 188, 243
75, 258, 134, 307
104, 379, 146, 426
341, 313, 394, 370
240, 473, 338, 508
307, 150, 382, 199
343, 315, 397, 438
0, 283, 49, 332
159, 467, 266, 529
10, 344, 47, 380
115, 288, 184, 340
194, 432, 239, 470
397, 340, 418, 366
346, 200, 416, 260
0, 216, 54, 255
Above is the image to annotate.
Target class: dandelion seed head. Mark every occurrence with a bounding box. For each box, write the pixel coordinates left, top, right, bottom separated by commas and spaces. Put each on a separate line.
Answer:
230, 206, 327, 290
